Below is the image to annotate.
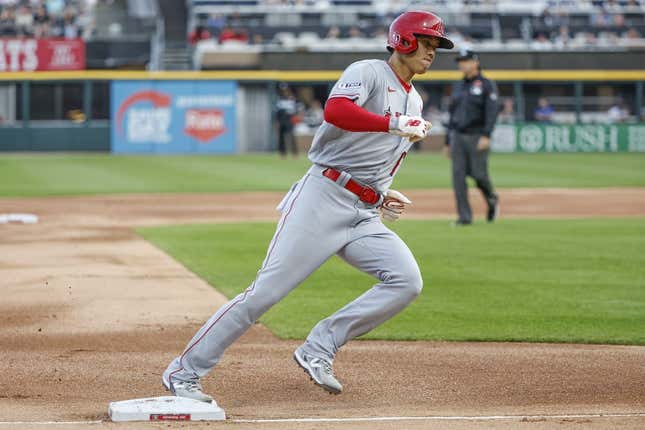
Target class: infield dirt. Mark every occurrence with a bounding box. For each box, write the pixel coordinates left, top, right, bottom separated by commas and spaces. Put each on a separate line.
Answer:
1, 188, 644, 429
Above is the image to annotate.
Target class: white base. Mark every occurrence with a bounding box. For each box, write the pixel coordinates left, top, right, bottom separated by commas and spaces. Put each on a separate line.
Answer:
108, 396, 226, 422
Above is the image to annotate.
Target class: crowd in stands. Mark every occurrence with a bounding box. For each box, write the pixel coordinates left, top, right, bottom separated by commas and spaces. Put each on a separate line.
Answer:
0, 0, 94, 38
189, 0, 645, 49
530, 3, 644, 48
193, 0, 641, 6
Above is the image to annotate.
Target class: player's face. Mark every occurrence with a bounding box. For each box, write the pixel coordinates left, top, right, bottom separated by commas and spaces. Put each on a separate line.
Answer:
406, 36, 440, 74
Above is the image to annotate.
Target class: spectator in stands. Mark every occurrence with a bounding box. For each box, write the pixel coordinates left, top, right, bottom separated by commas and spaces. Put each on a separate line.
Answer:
498, 98, 516, 124
61, 9, 80, 39
326, 25, 340, 39
612, 13, 626, 28
0, 1, 89, 39
584, 31, 599, 44
303, 99, 324, 128
540, 8, 569, 29
15, 5, 34, 36
624, 27, 641, 41
534, 97, 555, 122
554, 25, 571, 48
600, 31, 620, 45
33, 5, 51, 38
591, 8, 612, 27
218, 24, 249, 44
607, 99, 629, 123
275, 84, 299, 158
207, 13, 226, 35
347, 26, 364, 39
371, 26, 387, 40
531, 33, 552, 49
0, 7, 16, 36
189, 25, 211, 45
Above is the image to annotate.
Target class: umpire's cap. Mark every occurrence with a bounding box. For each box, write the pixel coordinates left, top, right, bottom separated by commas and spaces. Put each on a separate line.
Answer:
455, 49, 480, 62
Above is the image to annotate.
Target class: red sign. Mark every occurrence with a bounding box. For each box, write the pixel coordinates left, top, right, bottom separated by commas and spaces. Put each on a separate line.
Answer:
184, 108, 227, 142
149, 414, 191, 421
0, 38, 85, 71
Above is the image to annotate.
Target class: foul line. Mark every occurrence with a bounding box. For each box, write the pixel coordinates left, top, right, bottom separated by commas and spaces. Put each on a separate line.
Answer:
0, 421, 103, 425
0, 413, 644, 425
232, 412, 645, 424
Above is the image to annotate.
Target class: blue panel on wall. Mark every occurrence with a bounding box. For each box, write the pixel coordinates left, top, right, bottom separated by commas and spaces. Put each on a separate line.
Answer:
111, 81, 237, 154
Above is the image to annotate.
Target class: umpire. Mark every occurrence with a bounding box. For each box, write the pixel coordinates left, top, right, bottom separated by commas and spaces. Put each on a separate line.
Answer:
446, 49, 500, 225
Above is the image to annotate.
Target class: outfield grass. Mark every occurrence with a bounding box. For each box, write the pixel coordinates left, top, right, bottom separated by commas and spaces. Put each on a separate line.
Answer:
1, 153, 644, 197
138, 218, 645, 345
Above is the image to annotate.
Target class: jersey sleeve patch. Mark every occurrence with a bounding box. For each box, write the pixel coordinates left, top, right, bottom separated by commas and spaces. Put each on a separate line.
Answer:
337, 81, 362, 89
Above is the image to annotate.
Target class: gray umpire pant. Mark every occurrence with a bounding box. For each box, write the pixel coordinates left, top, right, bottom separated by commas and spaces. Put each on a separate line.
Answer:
450, 131, 496, 223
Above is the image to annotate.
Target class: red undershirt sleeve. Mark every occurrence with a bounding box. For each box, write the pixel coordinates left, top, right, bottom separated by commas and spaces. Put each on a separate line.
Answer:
323, 97, 390, 133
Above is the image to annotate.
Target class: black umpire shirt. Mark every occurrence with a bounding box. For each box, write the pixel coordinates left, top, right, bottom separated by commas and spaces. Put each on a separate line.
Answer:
448, 72, 499, 138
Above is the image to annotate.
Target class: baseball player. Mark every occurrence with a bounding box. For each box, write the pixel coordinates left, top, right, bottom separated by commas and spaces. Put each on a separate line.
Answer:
162, 11, 454, 401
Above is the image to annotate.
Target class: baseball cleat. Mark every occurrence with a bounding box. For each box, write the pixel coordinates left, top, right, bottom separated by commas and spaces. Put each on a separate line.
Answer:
487, 194, 499, 223
162, 372, 213, 403
293, 346, 343, 394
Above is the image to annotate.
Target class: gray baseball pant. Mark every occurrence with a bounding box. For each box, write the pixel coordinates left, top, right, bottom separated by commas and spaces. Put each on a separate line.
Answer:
450, 131, 496, 223
166, 164, 423, 382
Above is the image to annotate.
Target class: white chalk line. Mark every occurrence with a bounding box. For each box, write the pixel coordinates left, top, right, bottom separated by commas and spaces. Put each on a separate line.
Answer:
232, 412, 645, 423
1, 413, 645, 425
0, 421, 103, 425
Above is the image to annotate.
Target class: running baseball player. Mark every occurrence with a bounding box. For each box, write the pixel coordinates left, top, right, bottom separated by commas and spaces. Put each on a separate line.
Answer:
162, 11, 454, 401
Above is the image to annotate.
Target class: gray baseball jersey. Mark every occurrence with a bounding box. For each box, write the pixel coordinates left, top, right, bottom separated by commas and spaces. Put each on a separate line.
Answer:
164, 59, 425, 392
309, 59, 423, 192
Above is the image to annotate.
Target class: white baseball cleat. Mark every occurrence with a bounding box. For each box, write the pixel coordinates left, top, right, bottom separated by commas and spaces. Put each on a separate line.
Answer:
293, 346, 343, 394
162, 372, 213, 403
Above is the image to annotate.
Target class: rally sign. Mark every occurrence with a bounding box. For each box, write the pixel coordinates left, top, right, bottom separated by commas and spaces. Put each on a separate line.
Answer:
0, 38, 85, 71
111, 81, 237, 154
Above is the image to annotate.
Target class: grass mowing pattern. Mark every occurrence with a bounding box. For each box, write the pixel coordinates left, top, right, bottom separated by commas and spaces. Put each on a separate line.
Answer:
138, 218, 645, 345
1, 153, 644, 196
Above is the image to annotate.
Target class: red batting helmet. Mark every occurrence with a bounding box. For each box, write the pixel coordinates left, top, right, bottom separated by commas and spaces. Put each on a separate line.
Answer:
387, 11, 454, 54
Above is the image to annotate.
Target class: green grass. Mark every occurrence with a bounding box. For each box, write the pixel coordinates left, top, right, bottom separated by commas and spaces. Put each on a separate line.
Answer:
1, 153, 644, 196
138, 218, 645, 345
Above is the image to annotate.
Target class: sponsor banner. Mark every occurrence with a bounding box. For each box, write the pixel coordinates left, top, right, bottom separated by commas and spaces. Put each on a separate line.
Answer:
491, 124, 645, 153
0, 38, 85, 71
111, 81, 237, 154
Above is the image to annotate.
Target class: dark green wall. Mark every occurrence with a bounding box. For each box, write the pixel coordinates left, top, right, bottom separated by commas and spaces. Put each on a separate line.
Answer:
0, 125, 110, 151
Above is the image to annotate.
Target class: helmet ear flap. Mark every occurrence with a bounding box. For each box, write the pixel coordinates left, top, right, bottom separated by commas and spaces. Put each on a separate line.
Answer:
388, 30, 418, 54
398, 34, 418, 54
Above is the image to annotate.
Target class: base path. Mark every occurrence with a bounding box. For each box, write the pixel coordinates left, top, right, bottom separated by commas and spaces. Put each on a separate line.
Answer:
0, 188, 644, 430
1, 188, 644, 226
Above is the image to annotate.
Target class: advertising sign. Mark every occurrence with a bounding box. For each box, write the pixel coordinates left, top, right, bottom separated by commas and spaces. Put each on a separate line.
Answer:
492, 124, 645, 153
111, 81, 237, 154
0, 38, 85, 71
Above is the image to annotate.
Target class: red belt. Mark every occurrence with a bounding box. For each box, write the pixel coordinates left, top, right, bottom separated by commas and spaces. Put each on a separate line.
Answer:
322, 168, 380, 205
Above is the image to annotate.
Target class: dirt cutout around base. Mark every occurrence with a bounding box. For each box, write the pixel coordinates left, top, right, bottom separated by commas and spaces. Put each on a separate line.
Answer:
0, 188, 644, 430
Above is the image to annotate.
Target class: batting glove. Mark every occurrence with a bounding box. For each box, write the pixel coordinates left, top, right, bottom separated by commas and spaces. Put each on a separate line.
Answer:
389, 115, 431, 141
379, 189, 412, 222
